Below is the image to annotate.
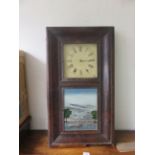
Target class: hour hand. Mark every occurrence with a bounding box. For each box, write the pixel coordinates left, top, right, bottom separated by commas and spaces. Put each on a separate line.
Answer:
79, 59, 87, 62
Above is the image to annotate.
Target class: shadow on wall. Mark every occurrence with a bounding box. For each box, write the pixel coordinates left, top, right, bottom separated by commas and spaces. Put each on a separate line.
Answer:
23, 51, 48, 129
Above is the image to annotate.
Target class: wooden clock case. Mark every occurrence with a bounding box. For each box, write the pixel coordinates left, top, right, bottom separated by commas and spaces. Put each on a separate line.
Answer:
47, 27, 114, 147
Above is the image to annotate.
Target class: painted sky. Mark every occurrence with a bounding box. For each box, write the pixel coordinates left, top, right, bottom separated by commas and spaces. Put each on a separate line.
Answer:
64, 88, 97, 107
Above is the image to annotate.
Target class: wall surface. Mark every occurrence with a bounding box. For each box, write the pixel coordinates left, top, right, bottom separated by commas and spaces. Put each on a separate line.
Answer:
19, 0, 135, 130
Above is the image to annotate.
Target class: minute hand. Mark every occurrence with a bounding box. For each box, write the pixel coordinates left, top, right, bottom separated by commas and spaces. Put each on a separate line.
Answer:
80, 59, 94, 62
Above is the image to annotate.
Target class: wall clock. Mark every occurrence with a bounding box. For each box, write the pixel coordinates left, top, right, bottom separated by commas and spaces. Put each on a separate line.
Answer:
47, 27, 114, 147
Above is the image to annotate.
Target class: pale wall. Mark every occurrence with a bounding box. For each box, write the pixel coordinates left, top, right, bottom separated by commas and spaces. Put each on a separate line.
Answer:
19, 0, 135, 130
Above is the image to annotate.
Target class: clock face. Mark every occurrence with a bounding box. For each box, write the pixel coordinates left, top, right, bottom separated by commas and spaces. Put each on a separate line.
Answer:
63, 43, 98, 78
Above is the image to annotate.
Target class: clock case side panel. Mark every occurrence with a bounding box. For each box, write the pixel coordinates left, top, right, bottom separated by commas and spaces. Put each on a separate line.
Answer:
47, 28, 61, 146
101, 28, 115, 144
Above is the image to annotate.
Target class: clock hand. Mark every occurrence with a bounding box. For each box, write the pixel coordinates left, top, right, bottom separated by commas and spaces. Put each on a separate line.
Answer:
79, 60, 87, 62
79, 59, 95, 62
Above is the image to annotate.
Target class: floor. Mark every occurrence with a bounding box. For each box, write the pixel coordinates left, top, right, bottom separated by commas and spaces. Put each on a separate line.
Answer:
20, 131, 135, 155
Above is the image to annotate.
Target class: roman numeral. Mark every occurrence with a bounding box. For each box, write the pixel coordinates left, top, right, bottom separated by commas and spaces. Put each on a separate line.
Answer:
88, 52, 93, 56
85, 47, 88, 52
86, 69, 89, 73
88, 64, 94, 68
68, 64, 73, 68
88, 59, 95, 62
73, 68, 77, 73
73, 48, 77, 53
80, 70, 83, 75
79, 46, 82, 52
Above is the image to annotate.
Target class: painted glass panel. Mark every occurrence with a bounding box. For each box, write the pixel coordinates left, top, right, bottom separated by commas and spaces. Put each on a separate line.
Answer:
64, 88, 98, 131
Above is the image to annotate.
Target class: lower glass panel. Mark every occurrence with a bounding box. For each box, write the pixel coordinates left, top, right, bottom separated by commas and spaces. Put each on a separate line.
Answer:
64, 88, 98, 131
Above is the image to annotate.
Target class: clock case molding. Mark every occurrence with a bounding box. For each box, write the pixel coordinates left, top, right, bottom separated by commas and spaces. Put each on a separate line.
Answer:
47, 27, 115, 147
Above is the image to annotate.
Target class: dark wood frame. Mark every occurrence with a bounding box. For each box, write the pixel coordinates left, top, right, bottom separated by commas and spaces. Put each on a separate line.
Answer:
47, 27, 114, 147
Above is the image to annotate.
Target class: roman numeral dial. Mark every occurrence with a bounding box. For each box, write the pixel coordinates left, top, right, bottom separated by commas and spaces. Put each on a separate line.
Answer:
63, 44, 98, 78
